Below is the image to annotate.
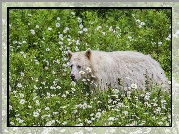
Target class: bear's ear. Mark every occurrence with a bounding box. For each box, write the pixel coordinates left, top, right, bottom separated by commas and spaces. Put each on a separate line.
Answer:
67, 50, 73, 60
85, 48, 91, 59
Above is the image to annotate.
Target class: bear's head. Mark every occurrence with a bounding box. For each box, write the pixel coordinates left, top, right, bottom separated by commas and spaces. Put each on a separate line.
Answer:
67, 48, 93, 82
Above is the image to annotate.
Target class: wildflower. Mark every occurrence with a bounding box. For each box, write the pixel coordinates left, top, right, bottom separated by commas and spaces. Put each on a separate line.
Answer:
28, 14, 32, 16
79, 71, 85, 75
90, 113, 94, 117
155, 107, 161, 113
33, 111, 39, 117
20, 72, 24, 77
19, 93, 24, 98
123, 111, 128, 116
144, 92, 150, 100
36, 25, 39, 28
96, 26, 102, 31
56, 23, 60, 27
30, 29, 35, 35
56, 86, 61, 89
131, 83, 137, 89
36, 100, 40, 105
71, 81, 76, 86
17, 83, 22, 88
57, 17, 60, 20
71, 12, 75, 15
168, 81, 171, 85
53, 112, 59, 115
112, 88, 119, 94
140, 22, 145, 25
9, 105, 12, 110
19, 99, 25, 104
102, 32, 106, 35
108, 117, 116, 121
34, 85, 38, 89
46, 48, 50, 51
62, 121, 67, 125
95, 112, 101, 119
136, 19, 140, 23
78, 31, 83, 34
109, 26, 114, 32
45, 107, 50, 110
83, 28, 88, 32
86, 67, 92, 73
139, 25, 142, 28
48, 27, 52, 30
82, 102, 88, 109
77, 17, 82, 23
128, 36, 132, 39
158, 42, 162, 46
86, 120, 92, 124
79, 24, 83, 29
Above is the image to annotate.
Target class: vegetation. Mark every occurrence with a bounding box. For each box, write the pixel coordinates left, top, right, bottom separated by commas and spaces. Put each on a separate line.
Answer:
9, 8, 171, 126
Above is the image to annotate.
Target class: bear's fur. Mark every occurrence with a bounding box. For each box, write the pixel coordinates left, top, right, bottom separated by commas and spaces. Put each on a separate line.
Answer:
68, 48, 169, 90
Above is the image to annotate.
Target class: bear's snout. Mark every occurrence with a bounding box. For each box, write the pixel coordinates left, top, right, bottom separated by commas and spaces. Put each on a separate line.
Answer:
70, 74, 76, 81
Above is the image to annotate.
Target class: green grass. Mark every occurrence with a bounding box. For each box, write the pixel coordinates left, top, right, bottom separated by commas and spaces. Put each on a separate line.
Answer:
9, 9, 171, 126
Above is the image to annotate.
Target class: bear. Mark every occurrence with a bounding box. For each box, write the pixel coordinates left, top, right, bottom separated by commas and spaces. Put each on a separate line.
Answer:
67, 48, 169, 91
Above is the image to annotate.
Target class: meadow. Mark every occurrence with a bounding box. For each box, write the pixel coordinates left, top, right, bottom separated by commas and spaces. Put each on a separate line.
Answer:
9, 8, 171, 126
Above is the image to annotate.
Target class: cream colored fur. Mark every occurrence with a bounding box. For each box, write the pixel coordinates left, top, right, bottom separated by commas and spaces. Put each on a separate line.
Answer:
68, 48, 169, 90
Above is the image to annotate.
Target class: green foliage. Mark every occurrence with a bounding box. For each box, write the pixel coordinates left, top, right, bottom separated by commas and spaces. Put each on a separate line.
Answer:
9, 9, 171, 126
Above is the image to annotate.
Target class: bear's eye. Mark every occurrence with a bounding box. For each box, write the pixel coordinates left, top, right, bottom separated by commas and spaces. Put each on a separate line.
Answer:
77, 65, 81, 69
70, 65, 73, 68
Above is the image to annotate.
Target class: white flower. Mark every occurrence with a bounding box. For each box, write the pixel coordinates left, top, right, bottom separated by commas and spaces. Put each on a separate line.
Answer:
78, 31, 83, 34
79, 24, 83, 29
83, 28, 88, 32
86, 67, 92, 73
33, 111, 39, 117
56, 23, 60, 27
19, 93, 24, 98
71, 12, 75, 15
158, 42, 162, 45
17, 83, 22, 88
48, 27, 52, 30
30, 29, 35, 35
82, 102, 88, 109
28, 14, 32, 16
77, 17, 82, 23
36, 100, 40, 105
20, 72, 24, 77
168, 81, 171, 85
45, 107, 50, 110
36, 25, 39, 28
57, 17, 60, 20
46, 48, 50, 51
109, 26, 114, 32
140, 22, 145, 25
20, 99, 25, 104
108, 117, 116, 121
59, 41, 63, 45
62, 121, 67, 125
102, 32, 106, 35
95, 112, 101, 119
136, 19, 140, 23
123, 111, 128, 116
56, 86, 61, 89
131, 83, 137, 89
71, 81, 76, 86
79, 71, 85, 75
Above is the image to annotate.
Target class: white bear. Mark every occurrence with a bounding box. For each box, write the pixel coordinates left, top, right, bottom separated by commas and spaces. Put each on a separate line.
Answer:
67, 48, 169, 90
